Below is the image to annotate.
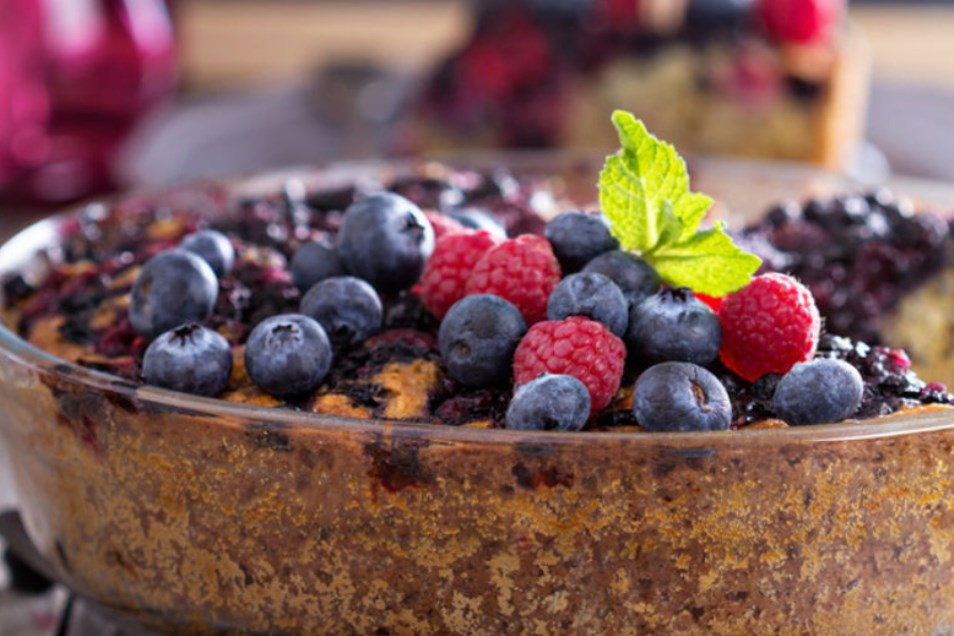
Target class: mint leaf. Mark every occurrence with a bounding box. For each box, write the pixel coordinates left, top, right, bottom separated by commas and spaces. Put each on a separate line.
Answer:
598, 110, 761, 296
651, 223, 763, 297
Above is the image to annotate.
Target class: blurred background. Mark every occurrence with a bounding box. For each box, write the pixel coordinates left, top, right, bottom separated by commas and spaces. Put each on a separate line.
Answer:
0, 0, 952, 214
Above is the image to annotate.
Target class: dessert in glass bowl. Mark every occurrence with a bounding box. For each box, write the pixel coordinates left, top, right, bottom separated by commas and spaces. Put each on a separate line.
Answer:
1, 114, 954, 633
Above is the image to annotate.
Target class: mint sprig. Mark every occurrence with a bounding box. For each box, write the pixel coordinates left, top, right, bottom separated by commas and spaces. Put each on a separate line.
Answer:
598, 110, 761, 297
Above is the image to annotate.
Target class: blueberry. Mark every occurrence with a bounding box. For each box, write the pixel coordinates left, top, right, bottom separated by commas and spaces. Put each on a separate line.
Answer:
244, 313, 332, 398
299, 276, 382, 348
448, 208, 507, 239
438, 294, 527, 388
129, 249, 219, 339
772, 358, 863, 425
506, 373, 590, 432
546, 272, 628, 337
632, 362, 732, 432
581, 250, 661, 309
291, 239, 345, 293
336, 192, 435, 291
544, 211, 619, 273
180, 229, 235, 277
142, 323, 232, 396
627, 288, 722, 366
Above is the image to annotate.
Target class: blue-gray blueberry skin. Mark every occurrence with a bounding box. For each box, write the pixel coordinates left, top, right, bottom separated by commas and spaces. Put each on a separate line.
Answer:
448, 208, 507, 239
336, 192, 435, 291
244, 314, 332, 398
180, 229, 235, 277
438, 294, 527, 388
142, 324, 233, 397
299, 276, 383, 348
632, 361, 732, 432
544, 211, 619, 273
506, 373, 591, 432
291, 239, 345, 293
581, 250, 661, 309
129, 249, 219, 340
546, 272, 628, 337
627, 288, 722, 366
772, 358, 864, 425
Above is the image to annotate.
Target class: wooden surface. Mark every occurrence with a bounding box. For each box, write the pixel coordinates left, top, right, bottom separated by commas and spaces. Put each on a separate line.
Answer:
176, 1, 954, 91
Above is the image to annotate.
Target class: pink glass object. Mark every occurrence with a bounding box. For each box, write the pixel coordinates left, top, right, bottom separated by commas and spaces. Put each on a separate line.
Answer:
0, 0, 177, 204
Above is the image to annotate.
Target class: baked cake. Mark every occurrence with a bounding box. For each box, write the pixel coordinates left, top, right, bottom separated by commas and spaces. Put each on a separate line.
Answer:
400, 0, 869, 168
5, 117, 954, 634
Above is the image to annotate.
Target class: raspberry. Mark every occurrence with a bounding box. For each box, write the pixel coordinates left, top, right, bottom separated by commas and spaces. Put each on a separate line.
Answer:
419, 230, 501, 319
424, 211, 467, 241
513, 316, 626, 415
757, 0, 843, 43
718, 273, 821, 382
466, 234, 561, 324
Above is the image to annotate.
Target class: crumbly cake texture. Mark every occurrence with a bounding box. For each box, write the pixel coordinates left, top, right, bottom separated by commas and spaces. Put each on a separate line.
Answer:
403, 1, 869, 168
2, 165, 951, 431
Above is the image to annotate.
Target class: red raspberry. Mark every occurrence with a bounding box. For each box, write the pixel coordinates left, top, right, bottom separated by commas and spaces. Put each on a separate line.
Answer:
718, 273, 821, 382
513, 316, 626, 415
424, 210, 467, 241
419, 230, 501, 319
757, 0, 843, 43
466, 234, 561, 324
695, 292, 723, 314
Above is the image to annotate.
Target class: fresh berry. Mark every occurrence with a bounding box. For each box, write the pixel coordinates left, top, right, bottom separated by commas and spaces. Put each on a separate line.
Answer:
695, 293, 723, 313
544, 211, 619, 273
244, 313, 332, 397
419, 230, 501, 319
513, 316, 626, 414
772, 358, 863, 425
632, 362, 732, 432
581, 250, 661, 309
423, 210, 467, 241
180, 229, 235, 277
129, 249, 219, 339
448, 208, 508, 239
291, 239, 344, 293
438, 294, 527, 388
465, 234, 561, 324
336, 192, 435, 291
506, 373, 591, 431
718, 273, 821, 382
142, 323, 233, 397
299, 276, 383, 348
757, 0, 843, 43
546, 272, 628, 337
627, 287, 722, 366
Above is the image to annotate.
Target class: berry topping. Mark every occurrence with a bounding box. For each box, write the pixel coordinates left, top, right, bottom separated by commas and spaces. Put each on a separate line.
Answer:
773, 358, 863, 425
299, 276, 383, 348
718, 273, 821, 382
336, 192, 436, 291
544, 211, 619, 273
627, 287, 722, 366
244, 313, 332, 398
756, 0, 843, 43
419, 230, 502, 320
581, 250, 661, 309
465, 234, 561, 325
180, 229, 235, 278
438, 294, 527, 388
291, 239, 345, 293
546, 272, 628, 337
142, 323, 233, 397
513, 316, 626, 414
506, 373, 591, 432
423, 210, 468, 241
632, 361, 732, 432
129, 249, 219, 340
